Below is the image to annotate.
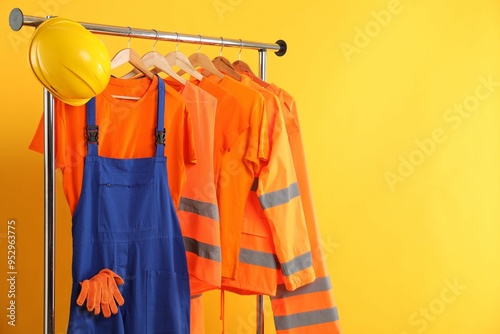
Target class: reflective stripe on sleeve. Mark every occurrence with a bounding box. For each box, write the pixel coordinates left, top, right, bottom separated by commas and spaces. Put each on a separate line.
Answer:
259, 182, 300, 210
270, 276, 332, 300
274, 307, 340, 330
281, 251, 313, 277
183, 237, 221, 262
178, 197, 220, 222
239, 248, 280, 269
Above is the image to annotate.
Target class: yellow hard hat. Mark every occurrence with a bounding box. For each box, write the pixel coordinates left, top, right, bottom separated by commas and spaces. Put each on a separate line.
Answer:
28, 17, 110, 106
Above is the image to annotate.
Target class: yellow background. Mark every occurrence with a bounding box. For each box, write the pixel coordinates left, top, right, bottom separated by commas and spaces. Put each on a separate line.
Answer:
1, 0, 500, 333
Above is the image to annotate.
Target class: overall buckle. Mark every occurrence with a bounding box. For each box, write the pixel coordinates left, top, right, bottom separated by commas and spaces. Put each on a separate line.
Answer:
86, 125, 99, 145
155, 129, 166, 146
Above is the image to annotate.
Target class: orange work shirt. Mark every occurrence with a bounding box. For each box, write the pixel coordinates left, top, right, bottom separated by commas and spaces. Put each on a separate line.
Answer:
195, 77, 247, 185
29, 75, 197, 213
208, 74, 269, 279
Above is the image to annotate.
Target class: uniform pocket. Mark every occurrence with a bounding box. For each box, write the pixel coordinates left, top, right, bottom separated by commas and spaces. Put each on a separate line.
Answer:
242, 192, 272, 238
146, 271, 190, 334
98, 171, 157, 234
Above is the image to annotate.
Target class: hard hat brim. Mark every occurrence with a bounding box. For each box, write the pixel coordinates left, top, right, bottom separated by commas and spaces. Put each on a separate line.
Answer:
28, 17, 109, 106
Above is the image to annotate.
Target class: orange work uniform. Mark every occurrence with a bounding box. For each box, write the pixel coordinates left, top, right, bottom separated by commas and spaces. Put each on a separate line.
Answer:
267, 83, 342, 334
29, 75, 197, 213
221, 75, 316, 295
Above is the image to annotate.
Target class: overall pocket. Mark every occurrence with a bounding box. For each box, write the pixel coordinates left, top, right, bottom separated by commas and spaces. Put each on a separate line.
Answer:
146, 271, 190, 333
98, 171, 157, 234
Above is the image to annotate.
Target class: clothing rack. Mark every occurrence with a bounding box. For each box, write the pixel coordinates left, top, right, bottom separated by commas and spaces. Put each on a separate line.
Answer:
9, 7, 287, 334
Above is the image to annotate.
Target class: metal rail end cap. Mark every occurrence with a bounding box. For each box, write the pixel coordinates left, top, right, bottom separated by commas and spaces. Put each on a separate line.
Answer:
275, 39, 287, 57
9, 8, 24, 31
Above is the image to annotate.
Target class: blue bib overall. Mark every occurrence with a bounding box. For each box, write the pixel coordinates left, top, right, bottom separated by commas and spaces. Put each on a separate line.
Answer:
67, 78, 190, 333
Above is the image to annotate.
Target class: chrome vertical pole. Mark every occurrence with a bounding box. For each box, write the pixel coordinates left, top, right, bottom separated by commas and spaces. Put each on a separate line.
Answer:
256, 48, 268, 334
258, 49, 268, 81
43, 88, 55, 334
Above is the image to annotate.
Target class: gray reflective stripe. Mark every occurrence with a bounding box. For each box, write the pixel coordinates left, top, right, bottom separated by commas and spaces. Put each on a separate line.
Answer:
274, 307, 339, 330
239, 248, 280, 269
270, 276, 332, 300
178, 197, 220, 222
259, 182, 300, 210
183, 237, 221, 262
281, 251, 313, 277
191, 294, 202, 300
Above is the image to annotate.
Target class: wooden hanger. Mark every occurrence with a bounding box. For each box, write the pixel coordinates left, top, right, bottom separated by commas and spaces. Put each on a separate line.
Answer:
121, 30, 186, 84
232, 39, 268, 87
232, 60, 268, 86
164, 33, 203, 82
212, 37, 242, 81
177, 35, 224, 79
110, 27, 154, 80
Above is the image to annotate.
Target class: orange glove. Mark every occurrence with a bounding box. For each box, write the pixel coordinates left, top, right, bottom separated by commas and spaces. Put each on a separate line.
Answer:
76, 268, 125, 318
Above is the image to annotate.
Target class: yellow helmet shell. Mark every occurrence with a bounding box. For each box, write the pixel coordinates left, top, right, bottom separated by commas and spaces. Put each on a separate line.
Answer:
28, 17, 110, 106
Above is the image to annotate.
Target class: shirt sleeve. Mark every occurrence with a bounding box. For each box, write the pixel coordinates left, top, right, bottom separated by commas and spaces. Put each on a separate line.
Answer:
28, 99, 89, 213
166, 98, 198, 210
244, 93, 270, 175
28, 99, 87, 170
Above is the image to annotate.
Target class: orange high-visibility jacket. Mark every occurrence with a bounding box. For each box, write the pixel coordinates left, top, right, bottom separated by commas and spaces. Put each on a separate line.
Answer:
222, 76, 316, 296
267, 83, 342, 334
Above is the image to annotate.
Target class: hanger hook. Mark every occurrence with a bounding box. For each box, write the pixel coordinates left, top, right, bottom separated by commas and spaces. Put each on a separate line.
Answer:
238, 39, 243, 60
175, 32, 179, 52
219, 37, 224, 57
152, 29, 159, 51
197, 34, 203, 53
127, 26, 132, 48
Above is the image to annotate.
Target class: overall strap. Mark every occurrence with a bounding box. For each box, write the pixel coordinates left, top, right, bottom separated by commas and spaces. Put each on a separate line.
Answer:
85, 97, 98, 157
155, 76, 166, 157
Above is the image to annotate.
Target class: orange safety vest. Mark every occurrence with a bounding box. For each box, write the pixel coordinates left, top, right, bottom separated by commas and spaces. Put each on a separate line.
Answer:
165, 79, 222, 334
165, 79, 221, 295
190, 294, 205, 334
267, 83, 343, 334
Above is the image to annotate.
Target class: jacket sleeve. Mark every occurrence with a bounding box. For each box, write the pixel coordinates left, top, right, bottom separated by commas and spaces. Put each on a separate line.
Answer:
255, 94, 316, 291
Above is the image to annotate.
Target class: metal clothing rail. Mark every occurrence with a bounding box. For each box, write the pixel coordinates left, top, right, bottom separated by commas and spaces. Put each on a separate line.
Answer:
9, 7, 287, 334
8, 8, 287, 56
